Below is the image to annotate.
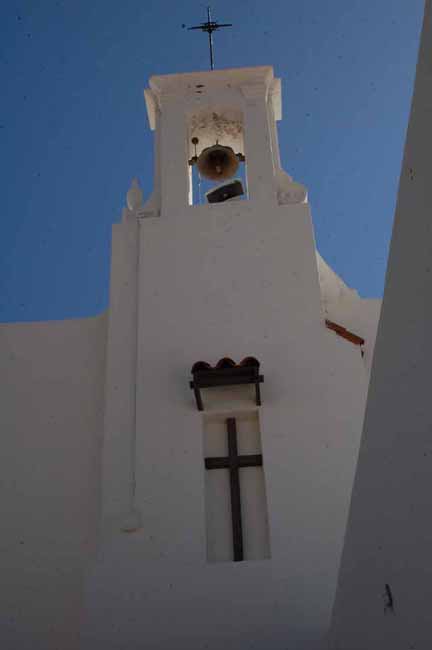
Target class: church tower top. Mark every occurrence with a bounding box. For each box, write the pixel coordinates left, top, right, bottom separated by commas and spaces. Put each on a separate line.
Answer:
144, 66, 281, 129
139, 65, 296, 215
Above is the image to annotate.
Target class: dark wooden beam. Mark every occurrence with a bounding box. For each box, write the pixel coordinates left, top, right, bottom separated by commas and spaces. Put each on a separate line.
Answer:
193, 383, 204, 411
205, 454, 262, 470
190, 364, 264, 411
191, 374, 264, 389
325, 319, 365, 346
227, 418, 243, 562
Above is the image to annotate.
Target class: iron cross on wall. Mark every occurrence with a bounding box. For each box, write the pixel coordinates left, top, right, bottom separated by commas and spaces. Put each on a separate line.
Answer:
204, 417, 263, 562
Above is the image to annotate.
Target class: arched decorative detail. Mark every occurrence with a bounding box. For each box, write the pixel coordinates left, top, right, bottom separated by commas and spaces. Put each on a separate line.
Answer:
189, 357, 264, 411
191, 361, 212, 373
239, 356, 260, 368
216, 357, 236, 369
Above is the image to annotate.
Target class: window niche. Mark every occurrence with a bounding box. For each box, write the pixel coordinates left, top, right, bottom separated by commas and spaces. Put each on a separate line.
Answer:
203, 411, 271, 563
187, 107, 248, 206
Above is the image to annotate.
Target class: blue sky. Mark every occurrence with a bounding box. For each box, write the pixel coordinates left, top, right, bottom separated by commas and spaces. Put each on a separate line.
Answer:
0, 1, 424, 321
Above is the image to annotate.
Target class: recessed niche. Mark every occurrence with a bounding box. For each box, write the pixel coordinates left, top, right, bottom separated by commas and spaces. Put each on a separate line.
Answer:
203, 411, 271, 563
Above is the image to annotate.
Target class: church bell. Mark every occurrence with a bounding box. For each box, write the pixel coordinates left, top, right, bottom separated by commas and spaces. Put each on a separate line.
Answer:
196, 144, 240, 181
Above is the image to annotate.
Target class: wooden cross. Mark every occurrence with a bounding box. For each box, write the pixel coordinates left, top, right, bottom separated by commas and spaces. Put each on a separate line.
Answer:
204, 417, 263, 562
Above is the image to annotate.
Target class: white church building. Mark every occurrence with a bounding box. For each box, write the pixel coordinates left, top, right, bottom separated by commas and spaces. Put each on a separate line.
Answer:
1, 65, 381, 650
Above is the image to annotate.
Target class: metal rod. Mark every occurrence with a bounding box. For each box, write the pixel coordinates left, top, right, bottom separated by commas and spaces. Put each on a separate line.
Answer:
207, 7, 214, 70
208, 31, 214, 70
186, 7, 232, 71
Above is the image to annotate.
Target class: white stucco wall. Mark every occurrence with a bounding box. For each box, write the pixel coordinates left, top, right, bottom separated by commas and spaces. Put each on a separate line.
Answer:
329, 3, 432, 649
78, 64, 383, 650
102, 217, 139, 525
317, 253, 382, 373
83, 196, 370, 650
0, 314, 106, 650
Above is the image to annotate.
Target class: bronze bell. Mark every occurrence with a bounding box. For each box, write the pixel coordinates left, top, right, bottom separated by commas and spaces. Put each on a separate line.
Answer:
196, 144, 239, 181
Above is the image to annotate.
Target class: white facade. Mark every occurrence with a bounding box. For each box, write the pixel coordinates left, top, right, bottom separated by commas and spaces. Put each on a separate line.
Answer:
0, 315, 106, 650
81, 66, 379, 650
0, 65, 381, 650
329, 3, 432, 649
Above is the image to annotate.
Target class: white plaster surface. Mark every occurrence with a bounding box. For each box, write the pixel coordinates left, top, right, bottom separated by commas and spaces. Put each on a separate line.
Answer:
82, 65, 382, 650
0, 314, 106, 650
317, 253, 382, 374
83, 195, 373, 650
102, 216, 139, 524
328, 3, 432, 649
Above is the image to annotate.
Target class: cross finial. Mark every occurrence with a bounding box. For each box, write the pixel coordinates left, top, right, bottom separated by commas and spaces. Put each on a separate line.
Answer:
186, 7, 232, 70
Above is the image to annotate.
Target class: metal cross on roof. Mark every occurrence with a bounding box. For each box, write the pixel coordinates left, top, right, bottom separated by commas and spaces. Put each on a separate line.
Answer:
187, 7, 232, 70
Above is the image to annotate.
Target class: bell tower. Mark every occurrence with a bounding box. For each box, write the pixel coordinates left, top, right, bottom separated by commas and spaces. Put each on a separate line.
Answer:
85, 65, 370, 650
142, 66, 306, 214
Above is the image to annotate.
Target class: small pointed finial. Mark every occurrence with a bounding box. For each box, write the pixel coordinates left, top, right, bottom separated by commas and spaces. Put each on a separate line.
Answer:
126, 177, 143, 211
